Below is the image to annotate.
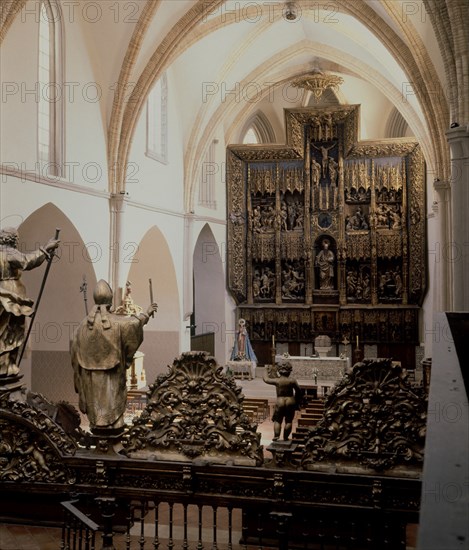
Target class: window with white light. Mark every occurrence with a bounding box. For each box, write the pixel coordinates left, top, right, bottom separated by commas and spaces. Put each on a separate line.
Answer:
198, 139, 218, 209
38, 0, 63, 177
243, 127, 260, 144
241, 112, 276, 145
146, 73, 168, 164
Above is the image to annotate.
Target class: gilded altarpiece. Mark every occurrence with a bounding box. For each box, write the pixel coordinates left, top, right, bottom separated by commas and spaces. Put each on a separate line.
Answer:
227, 106, 425, 363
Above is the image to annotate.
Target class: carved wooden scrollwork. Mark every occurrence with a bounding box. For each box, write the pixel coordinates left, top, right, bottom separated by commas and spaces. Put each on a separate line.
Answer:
0, 394, 77, 483
301, 359, 427, 471
280, 231, 304, 261
122, 352, 263, 466
252, 233, 276, 261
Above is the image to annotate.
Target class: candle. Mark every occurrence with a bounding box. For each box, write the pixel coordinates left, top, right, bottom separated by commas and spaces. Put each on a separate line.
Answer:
356, 335, 359, 348
272, 334, 275, 347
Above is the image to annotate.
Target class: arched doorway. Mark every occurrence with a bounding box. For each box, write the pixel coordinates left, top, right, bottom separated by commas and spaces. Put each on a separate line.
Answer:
125, 226, 180, 383
18, 203, 97, 405
192, 224, 225, 365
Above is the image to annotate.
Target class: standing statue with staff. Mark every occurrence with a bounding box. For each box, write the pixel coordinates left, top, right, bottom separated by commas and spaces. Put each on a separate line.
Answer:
0, 226, 60, 379
71, 279, 157, 435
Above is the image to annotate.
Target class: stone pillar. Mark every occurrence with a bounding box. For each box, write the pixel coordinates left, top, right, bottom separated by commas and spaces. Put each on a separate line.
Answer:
109, 193, 127, 304
183, 212, 195, 322
446, 126, 469, 310
433, 179, 452, 311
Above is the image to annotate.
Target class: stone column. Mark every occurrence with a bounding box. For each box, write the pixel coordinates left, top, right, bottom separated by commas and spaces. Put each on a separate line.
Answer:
446, 126, 469, 310
433, 179, 451, 311
109, 193, 127, 304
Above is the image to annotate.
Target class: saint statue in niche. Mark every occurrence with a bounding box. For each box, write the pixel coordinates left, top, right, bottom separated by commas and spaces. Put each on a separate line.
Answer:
315, 238, 335, 290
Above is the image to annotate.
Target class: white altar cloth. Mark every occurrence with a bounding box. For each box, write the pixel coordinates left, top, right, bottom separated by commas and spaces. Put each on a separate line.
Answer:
226, 360, 256, 380
275, 355, 349, 383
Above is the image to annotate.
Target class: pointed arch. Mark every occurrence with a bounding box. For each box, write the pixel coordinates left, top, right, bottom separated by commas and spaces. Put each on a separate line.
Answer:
108, 0, 450, 202
125, 226, 181, 382
240, 111, 277, 144
18, 203, 97, 402
193, 224, 225, 365
385, 107, 412, 138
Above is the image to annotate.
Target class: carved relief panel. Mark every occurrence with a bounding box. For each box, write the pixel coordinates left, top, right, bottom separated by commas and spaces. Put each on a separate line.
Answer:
227, 105, 426, 346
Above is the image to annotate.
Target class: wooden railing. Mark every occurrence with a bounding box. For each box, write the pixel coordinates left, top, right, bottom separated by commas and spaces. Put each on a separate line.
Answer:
55, 460, 418, 550
0, 354, 426, 550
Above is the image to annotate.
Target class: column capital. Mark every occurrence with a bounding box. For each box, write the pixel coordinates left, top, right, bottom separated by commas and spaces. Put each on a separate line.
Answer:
433, 178, 451, 192
446, 126, 469, 159
109, 192, 128, 213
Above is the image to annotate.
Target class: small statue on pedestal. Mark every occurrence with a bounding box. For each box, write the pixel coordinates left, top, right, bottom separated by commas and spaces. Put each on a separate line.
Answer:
263, 362, 302, 441
71, 279, 157, 437
230, 318, 257, 362
315, 238, 335, 290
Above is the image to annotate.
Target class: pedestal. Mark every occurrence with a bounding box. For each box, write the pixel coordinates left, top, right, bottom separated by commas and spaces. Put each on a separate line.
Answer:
0, 374, 26, 400
226, 360, 256, 379
352, 347, 364, 365
266, 440, 298, 468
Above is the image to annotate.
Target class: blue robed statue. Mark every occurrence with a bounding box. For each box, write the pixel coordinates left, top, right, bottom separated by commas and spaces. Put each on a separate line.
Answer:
230, 318, 257, 362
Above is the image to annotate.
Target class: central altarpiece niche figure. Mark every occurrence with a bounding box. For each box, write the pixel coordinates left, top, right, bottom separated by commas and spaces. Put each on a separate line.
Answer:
227, 104, 426, 367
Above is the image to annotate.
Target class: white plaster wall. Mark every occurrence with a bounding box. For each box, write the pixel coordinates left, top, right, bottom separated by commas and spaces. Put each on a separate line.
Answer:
63, 8, 108, 188
0, 0, 108, 189
0, 2, 40, 169
422, 167, 438, 358
0, 175, 110, 280
126, 69, 185, 211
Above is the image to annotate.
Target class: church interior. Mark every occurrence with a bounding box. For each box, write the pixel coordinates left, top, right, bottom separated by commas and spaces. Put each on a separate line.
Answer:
0, 1, 468, 549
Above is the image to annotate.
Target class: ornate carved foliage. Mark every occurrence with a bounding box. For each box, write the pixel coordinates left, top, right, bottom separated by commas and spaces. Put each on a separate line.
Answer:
408, 147, 426, 302
346, 232, 371, 260
0, 393, 77, 483
227, 151, 247, 303
301, 359, 427, 471
227, 104, 426, 341
122, 352, 263, 465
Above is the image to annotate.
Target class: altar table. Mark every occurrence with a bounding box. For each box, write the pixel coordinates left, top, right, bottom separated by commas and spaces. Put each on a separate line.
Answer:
275, 355, 349, 384
226, 360, 256, 380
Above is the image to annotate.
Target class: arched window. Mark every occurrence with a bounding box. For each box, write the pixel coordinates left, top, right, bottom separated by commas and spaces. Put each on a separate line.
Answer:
240, 112, 276, 144
243, 126, 260, 144
198, 139, 218, 209
38, 0, 64, 177
146, 72, 168, 164
385, 107, 413, 138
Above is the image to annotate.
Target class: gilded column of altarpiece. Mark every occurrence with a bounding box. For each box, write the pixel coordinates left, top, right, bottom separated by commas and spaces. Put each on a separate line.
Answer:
227, 106, 426, 350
